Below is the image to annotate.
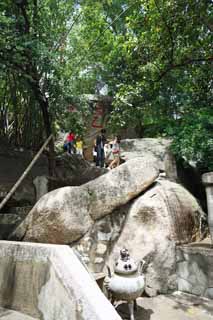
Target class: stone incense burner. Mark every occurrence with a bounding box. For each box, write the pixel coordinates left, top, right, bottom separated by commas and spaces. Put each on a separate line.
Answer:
104, 248, 145, 320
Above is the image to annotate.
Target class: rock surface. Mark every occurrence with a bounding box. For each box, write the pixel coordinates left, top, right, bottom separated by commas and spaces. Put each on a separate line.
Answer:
106, 180, 205, 296
86, 158, 159, 221
11, 158, 159, 243
120, 138, 177, 181
73, 204, 130, 273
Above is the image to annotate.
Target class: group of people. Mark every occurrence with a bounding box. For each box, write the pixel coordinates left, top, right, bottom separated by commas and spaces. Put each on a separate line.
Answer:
64, 129, 121, 170
64, 132, 83, 157
94, 129, 121, 170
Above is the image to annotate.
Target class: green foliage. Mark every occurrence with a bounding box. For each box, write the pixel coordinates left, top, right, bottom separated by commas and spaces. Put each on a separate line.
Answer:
170, 109, 213, 172
54, 95, 91, 137
0, 0, 81, 147
0, 0, 212, 172
70, 0, 213, 172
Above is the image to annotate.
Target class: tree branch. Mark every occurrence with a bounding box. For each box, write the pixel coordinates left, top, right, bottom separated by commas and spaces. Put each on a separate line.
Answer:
17, 1, 30, 33
156, 56, 213, 81
153, 0, 174, 65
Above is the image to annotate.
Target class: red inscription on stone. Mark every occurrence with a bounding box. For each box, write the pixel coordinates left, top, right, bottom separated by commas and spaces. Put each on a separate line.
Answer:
92, 104, 104, 128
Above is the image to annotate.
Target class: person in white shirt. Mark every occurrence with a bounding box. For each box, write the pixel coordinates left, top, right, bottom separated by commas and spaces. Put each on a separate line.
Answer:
108, 136, 121, 169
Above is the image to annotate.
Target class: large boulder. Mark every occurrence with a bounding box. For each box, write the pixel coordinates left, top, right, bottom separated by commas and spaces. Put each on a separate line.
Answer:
86, 158, 159, 220
105, 180, 206, 296
11, 158, 159, 243
120, 138, 177, 181
12, 186, 93, 243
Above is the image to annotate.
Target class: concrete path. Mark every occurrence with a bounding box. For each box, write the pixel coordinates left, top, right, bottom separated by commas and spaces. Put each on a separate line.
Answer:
117, 292, 213, 320
0, 308, 37, 320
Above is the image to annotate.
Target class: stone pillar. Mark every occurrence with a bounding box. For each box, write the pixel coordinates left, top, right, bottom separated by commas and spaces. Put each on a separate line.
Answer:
202, 172, 213, 243
33, 176, 49, 201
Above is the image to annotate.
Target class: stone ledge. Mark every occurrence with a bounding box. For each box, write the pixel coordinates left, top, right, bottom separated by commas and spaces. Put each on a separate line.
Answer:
176, 243, 213, 299
0, 241, 121, 320
177, 243, 213, 256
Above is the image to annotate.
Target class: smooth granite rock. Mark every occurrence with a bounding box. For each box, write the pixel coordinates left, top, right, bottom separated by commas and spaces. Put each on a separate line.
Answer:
120, 138, 177, 181
11, 158, 159, 244
106, 180, 205, 296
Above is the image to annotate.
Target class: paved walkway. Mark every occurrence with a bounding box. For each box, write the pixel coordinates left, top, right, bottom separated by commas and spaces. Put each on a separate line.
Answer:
1, 292, 212, 320
0, 308, 37, 320
117, 292, 213, 320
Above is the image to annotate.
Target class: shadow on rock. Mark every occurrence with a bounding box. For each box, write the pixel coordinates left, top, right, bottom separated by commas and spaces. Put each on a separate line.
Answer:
116, 302, 153, 320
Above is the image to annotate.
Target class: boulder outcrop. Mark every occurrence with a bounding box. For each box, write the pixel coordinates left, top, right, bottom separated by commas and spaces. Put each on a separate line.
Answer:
11, 158, 159, 243
120, 138, 177, 181
106, 180, 205, 296
9, 151, 206, 297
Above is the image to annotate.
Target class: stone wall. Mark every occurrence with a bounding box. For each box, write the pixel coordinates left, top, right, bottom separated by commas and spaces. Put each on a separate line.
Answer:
73, 204, 129, 273
177, 243, 213, 299
0, 241, 121, 320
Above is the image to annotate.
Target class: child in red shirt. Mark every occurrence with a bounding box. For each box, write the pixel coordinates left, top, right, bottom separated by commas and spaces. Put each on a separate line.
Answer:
66, 132, 75, 154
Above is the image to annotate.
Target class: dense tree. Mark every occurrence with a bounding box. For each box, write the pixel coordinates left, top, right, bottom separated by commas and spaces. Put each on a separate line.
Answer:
0, 0, 81, 173
0, 0, 212, 172
68, 0, 213, 171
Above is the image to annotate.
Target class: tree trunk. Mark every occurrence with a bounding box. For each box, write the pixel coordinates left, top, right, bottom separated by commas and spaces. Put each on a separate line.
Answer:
31, 83, 55, 176
38, 91, 55, 176
15, 1, 55, 176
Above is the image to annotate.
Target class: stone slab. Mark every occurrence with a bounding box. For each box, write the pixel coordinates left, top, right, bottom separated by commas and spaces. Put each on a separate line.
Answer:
0, 307, 37, 319
0, 241, 121, 320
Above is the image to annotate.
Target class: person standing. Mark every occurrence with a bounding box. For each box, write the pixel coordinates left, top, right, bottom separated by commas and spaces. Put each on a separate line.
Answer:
95, 129, 107, 167
66, 131, 75, 154
108, 136, 121, 169
75, 136, 84, 157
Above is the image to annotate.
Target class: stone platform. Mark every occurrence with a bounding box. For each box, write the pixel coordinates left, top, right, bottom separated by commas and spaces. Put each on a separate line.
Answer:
117, 292, 213, 320
176, 238, 213, 299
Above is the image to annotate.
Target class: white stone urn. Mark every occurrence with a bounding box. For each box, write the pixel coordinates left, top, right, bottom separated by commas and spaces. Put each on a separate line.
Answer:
104, 249, 145, 320
202, 172, 213, 243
